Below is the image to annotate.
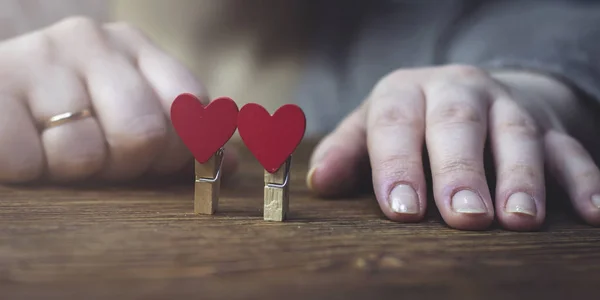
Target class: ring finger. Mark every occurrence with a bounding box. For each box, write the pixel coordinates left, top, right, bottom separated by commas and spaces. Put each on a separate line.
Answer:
47, 18, 168, 181
27, 65, 106, 182
489, 99, 545, 231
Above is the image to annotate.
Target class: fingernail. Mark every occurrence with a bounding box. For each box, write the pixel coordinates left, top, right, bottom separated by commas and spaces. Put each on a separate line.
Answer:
592, 194, 600, 208
389, 184, 419, 214
306, 165, 319, 191
451, 190, 487, 214
505, 192, 537, 216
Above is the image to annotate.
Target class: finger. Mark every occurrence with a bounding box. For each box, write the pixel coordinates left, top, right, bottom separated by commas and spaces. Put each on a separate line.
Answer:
45, 17, 117, 69
104, 22, 216, 175
47, 20, 169, 181
27, 66, 107, 182
489, 99, 545, 231
102, 23, 208, 110
307, 103, 368, 197
425, 82, 494, 230
87, 55, 168, 181
365, 83, 427, 221
0, 96, 44, 183
545, 130, 600, 226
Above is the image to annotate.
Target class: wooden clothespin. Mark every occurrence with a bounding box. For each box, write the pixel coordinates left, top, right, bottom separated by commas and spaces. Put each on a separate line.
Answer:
238, 103, 306, 222
194, 148, 224, 214
263, 156, 292, 221
170, 93, 239, 215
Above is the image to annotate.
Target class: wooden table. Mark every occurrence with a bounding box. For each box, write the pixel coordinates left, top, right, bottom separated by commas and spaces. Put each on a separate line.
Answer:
1, 142, 599, 300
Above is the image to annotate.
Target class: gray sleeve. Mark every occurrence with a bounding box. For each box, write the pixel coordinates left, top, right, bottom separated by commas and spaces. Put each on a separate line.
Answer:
444, 0, 600, 104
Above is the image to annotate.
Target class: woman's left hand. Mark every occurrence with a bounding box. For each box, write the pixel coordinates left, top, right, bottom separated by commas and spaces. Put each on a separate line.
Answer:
307, 65, 600, 231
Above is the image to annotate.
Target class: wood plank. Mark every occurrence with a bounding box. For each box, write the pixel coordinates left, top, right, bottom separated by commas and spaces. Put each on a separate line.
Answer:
0, 141, 599, 299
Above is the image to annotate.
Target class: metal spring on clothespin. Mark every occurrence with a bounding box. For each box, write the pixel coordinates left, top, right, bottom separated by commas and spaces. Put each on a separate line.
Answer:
195, 148, 225, 184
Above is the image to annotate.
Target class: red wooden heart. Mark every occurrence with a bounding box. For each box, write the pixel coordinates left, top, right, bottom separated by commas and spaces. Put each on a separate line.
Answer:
170, 93, 238, 163
238, 103, 306, 173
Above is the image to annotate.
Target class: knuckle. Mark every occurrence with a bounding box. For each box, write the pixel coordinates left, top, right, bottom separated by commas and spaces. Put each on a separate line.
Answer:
54, 15, 100, 34
429, 100, 483, 126
49, 16, 109, 51
40, 16, 116, 65
369, 77, 424, 129
373, 154, 422, 179
433, 158, 483, 177
498, 163, 540, 182
497, 116, 541, 139
372, 101, 421, 128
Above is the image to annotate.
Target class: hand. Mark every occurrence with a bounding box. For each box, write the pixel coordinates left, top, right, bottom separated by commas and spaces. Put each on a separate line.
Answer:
0, 16, 237, 184
307, 65, 600, 231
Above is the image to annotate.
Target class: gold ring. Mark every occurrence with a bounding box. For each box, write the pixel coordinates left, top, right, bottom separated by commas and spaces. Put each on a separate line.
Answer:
42, 108, 94, 129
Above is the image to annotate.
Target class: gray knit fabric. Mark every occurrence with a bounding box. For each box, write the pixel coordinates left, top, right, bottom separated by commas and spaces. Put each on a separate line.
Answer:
294, 0, 600, 136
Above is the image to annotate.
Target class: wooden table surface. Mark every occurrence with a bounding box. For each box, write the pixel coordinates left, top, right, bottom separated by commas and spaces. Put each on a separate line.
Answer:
1, 141, 599, 300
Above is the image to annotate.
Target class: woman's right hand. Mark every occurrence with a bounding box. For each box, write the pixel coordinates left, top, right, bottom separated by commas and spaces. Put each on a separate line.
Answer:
0, 16, 233, 184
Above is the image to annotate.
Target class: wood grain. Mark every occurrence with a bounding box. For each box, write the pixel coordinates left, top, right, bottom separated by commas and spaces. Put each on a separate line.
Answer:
1, 141, 599, 300
263, 157, 291, 221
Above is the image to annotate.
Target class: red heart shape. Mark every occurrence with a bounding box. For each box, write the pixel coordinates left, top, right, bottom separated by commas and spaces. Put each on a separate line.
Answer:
238, 103, 306, 173
170, 93, 239, 163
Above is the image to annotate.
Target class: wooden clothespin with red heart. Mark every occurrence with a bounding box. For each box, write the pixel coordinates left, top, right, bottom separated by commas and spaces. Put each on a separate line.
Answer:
238, 103, 306, 221
170, 93, 239, 215
170, 93, 306, 221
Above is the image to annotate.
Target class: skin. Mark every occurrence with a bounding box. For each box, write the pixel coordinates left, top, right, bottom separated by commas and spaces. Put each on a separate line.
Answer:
0, 17, 238, 183
0, 17, 599, 231
306, 66, 600, 231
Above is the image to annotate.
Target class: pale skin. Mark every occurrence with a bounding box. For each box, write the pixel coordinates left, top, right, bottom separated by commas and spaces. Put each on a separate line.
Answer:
0, 16, 599, 231
307, 67, 600, 231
